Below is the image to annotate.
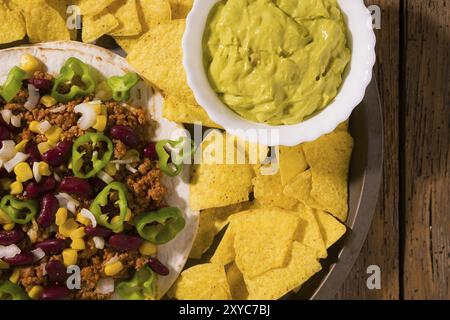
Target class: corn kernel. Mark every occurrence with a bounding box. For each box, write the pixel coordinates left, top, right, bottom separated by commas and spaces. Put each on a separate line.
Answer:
55, 208, 68, 226
37, 142, 52, 155
0, 260, 9, 269
0, 209, 11, 224
70, 227, 86, 239
125, 208, 132, 222
29, 121, 40, 133
139, 241, 157, 256
75, 213, 90, 226
70, 238, 85, 250
38, 162, 51, 176
93, 103, 103, 115
10, 181, 23, 195
28, 285, 44, 300
15, 139, 29, 152
45, 126, 62, 144
21, 54, 42, 74
62, 249, 78, 267
14, 162, 33, 182
104, 261, 124, 276
111, 216, 123, 233
104, 162, 117, 177
59, 218, 79, 237
3, 223, 15, 231
0, 178, 11, 191
40, 95, 57, 108
93, 115, 107, 132
9, 269, 20, 284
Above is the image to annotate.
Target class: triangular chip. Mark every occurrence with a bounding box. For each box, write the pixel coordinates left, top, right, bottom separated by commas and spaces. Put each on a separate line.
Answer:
108, 0, 142, 36
210, 224, 236, 266
82, 10, 119, 43
233, 208, 301, 279
283, 169, 324, 210
226, 262, 248, 300
0, 3, 25, 44
168, 263, 231, 300
168, 0, 193, 19
79, 0, 116, 16
314, 210, 347, 248
279, 145, 308, 186
245, 242, 322, 300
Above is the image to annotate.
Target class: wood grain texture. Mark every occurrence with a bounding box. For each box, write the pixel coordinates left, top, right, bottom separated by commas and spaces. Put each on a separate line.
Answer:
402, 0, 450, 299
335, 0, 401, 299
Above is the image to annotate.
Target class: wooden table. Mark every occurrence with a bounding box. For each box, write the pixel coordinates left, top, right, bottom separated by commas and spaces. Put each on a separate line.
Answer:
335, 0, 449, 299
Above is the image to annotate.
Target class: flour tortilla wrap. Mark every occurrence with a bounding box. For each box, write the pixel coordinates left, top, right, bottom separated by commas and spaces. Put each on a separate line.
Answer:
0, 41, 199, 299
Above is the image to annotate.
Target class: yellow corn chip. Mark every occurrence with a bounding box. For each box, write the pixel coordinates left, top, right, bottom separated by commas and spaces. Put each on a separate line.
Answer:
226, 262, 248, 300
108, 0, 142, 36
168, 0, 193, 19
336, 119, 349, 131
303, 130, 354, 221
163, 95, 221, 128
279, 145, 308, 186
283, 169, 324, 210
25, 0, 71, 43
314, 210, 347, 248
245, 242, 321, 300
127, 19, 197, 104
189, 202, 251, 259
79, 0, 116, 16
0, 3, 25, 44
210, 224, 236, 266
252, 166, 298, 210
233, 208, 301, 279
168, 263, 231, 300
82, 10, 119, 43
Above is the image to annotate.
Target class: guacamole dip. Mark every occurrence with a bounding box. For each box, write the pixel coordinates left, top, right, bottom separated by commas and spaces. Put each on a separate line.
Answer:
203, 0, 351, 125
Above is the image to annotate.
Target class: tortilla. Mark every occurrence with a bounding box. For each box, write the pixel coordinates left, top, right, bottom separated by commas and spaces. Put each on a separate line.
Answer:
210, 223, 236, 266
279, 144, 309, 186
168, 0, 193, 19
82, 10, 119, 43
0, 41, 198, 299
0, 2, 25, 44
314, 210, 347, 248
79, 0, 116, 16
108, 0, 142, 37
283, 169, 324, 210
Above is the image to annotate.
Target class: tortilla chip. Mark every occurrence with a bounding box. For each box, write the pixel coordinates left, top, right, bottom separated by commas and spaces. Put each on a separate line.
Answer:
108, 0, 142, 36
163, 95, 221, 128
168, 0, 193, 19
336, 120, 349, 131
114, 0, 171, 52
168, 263, 231, 300
79, 0, 115, 16
291, 204, 327, 259
283, 169, 324, 210
25, 0, 71, 43
226, 262, 248, 300
314, 210, 347, 248
127, 19, 197, 104
189, 202, 252, 259
82, 10, 119, 43
303, 130, 354, 221
279, 145, 308, 186
0, 3, 25, 44
245, 242, 321, 300
233, 208, 301, 279
252, 166, 298, 210
210, 224, 236, 266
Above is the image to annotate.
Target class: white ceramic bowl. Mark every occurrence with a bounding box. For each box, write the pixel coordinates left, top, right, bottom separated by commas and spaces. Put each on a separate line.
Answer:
183, 0, 376, 146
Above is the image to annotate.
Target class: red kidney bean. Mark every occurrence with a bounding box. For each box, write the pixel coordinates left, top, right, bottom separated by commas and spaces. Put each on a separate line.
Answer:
85, 226, 112, 238
0, 229, 25, 245
59, 176, 94, 199
143, 143, 157, 160
40, 285, 71, 300
0, 126, 11, 141
110, 125, 140, 147
34, 239, 67, 255
28, 78, 53, 92
42, 140, 72, 167
148, 257, 169, 276
2, 252, 35, 266
24, 176, 56, 199
25, 140, 42, 162
46, 260, 67, 285
108, 234, 143, 251
37, 194, 58, 228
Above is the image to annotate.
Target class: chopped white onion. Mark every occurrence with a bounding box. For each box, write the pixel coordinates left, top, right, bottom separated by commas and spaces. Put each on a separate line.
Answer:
110, 159, 136, 164
49, 105, 66, 113
96, 278, 114, 294
0, 140, 16, 161
54, 173, 61, 182
31, 248, 45, 261
38, 120, 52, 134
126, 164, 137, 174
56, 192, 80, 213
74, 103, 97, 130
92, 236, 105, 250
24, 84, 40, 111
32, 162, 41, 183
10, 115, 21, 128
0, 109, 12, 124
67, 201, 77, 214
97, 170, 113, 184
4, 152, 29, 172
80, 208, 97, 227
0, 244, 21, 259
